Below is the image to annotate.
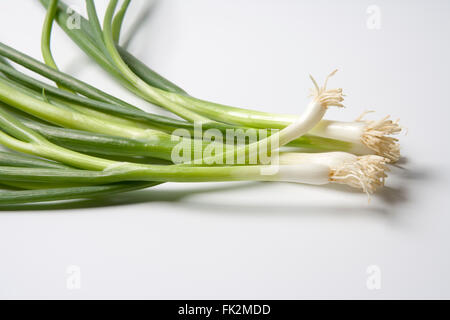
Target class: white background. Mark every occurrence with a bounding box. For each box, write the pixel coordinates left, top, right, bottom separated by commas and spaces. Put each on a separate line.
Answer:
0, 0, 449, 299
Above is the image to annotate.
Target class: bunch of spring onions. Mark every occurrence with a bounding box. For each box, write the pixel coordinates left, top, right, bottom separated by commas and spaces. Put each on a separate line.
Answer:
0, 0, 401, 206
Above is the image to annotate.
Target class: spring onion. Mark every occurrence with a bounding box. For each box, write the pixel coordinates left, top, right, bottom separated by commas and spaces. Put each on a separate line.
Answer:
0, 0, 402, 207
38, 0, 401, 161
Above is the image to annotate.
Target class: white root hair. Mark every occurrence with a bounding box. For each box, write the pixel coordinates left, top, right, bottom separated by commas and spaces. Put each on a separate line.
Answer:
309, 69, 345, 109
356, 111, 402, 162
330, 155, 389, 195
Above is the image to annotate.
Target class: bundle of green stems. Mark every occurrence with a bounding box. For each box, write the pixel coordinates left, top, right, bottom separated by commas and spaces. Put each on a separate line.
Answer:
0, 0, 401, 206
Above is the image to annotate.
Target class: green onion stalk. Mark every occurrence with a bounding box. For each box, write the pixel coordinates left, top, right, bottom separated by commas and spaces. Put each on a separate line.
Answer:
0, 182, 158, 205
0, 41, 352, 158
0, 67, 343, 170
0, 44, 358, 167
0, 75, 387, 203
36, 0, 395, 159
0, 1, 393, 207
38, 0, 401, 161
0, 149, 160, 205
0, 70, 388, 197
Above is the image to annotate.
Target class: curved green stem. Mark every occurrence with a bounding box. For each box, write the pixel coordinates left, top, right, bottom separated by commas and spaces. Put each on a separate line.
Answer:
41, 0, 59, 71
102, 0, 208, 122
0, 41, 138, 111
85, 0, 112, 60
112, 0, 131, 43
0, 76, 169, 140
40, 0, 187, 95
41, 0, 74, 93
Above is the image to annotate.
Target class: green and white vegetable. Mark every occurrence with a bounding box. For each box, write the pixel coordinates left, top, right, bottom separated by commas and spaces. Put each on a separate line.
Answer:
0, 0, 400, 206
38, 0, 401, 161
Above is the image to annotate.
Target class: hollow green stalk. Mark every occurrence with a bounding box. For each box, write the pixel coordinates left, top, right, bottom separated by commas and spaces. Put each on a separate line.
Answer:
0, 181, 159, 205
0, 104, 387, 194
0, 150, 69, 169
0, 42, 247, 134
40, 0, 187, 95
111, 0, 131, 43
0, 105, 328, 187
41, 0, 74, 93
0, 68, 352, 166
101, 0, 208, 122
35, 1, 375, 156
0, 150, 159, 205
0, 76, 175, 142
0, 94, 335, 184
100, 0, 400, 160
